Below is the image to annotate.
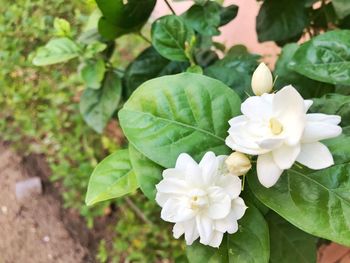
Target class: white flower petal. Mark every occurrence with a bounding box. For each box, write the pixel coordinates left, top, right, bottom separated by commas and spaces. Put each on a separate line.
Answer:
274, 85, 306, 145
196, 216, 213, 245
216, 174, 242, 199
304, 100, 313, 112
296, 142, 334, 169
155, 192, 172, 206
184, 219, 199, 245
302, 114, 342, 143
258, 137, 284, 150
306, 113, 341, 124
215, 212, 238, 234
208, 231, 224, 248
175, 153, 198, 172
161, 198, 195, 223
272, 144, 300, 170
199, 152, 218, 185
162, 168, 185, 180
257, 153, 284, 188
173, 223, 185, 239
156, 178, 188, 194
241, 94, 273, 120
231, 197, 247, 220
206, 187, 231, 219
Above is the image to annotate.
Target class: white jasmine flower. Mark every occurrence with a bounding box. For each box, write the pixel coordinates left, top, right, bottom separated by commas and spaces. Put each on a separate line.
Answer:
226, 85, 342, 188
156, 152, 247, 247
251, 62, 273, 96
225, 152, 252, 176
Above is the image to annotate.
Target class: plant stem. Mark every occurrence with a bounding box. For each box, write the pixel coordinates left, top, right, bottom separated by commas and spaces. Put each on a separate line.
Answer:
138, 32, 152, 44
164, 0, 176, 15
125, 197, 154, 226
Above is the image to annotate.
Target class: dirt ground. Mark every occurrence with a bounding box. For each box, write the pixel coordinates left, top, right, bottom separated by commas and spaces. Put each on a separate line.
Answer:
0, 142, 92, 263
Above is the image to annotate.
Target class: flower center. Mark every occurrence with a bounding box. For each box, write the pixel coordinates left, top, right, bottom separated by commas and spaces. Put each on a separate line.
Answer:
189, 189, 208, 211
269, 118, 283, 135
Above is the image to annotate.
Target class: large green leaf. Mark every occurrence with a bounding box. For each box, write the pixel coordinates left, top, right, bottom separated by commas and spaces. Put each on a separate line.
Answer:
248, 146, 350, 246
80, 71, 122, 133
85, 149, 138, 206
32, 37, 81, 66
186, 204, 270, 263
204, 46, 259, 99
151, 15, 195, 62
289, 30, 350, 86
182, 1, 221, 36
119, 73, 241, 168
96, 0, 156, 39
219, 4, 239, 26
310, 94, 350, 126
123, 47, 188, 98
256, 0, 308, 43
332, 0, 350, 19
266, 212, 317, 263
128, 144, 163, 201
274, 43, 334, 99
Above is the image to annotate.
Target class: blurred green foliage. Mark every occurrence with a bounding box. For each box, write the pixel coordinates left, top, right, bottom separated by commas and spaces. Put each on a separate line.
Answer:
0, 0, 183, 261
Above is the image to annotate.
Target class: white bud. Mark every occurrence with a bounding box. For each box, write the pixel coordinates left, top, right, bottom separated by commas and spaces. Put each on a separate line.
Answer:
225, 152, 252, 176
251, 62, 273, 96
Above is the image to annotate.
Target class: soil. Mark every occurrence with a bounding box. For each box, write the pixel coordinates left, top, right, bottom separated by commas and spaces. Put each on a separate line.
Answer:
0, 141, 349, 263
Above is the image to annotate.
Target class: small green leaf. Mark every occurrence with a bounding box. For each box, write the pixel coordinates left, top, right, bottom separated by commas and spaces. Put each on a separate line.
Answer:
80, 71, 122, 133
96, 0, 156, 39
123, 47, 188, 98
32, 37, 81, 66
119, 73, 241, 168
128, 144, 163, 201
289, 30, 350, 86
186, 204, 270, 263
182, 2, 221, 36
310, 94, 350, 126
219, 4, 239, 26
267, 211, 317, 263
151, 15, 195, 61
81, 59, 106, 89
84, 42, 107, 59
332, 0, 350, 19
53, 18, 71, 37
274, 43, 334, 99
256, 0, 308, 43
85, 149, 138, 206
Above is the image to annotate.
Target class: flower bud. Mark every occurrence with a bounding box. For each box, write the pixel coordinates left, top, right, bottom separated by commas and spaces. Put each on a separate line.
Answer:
225, 152, 252, 176
251, 62, 273, 96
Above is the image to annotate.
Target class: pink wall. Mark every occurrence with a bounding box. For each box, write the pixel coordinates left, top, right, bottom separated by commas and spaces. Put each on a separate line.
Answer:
152, 0, 280, 67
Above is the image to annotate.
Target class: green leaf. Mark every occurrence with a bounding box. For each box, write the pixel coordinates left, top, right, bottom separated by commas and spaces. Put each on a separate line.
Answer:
32, 37, 80, 66
128, 144, 163, 201
81, 59, 106, 89
53, 18, 71, 37
274, 43, 334, 99
219, 4, 239, 26
332, 0, 350, 19
256, 0, 308, 43
248, 159, 350, 246
310, 94, 350, 126
289, 30, 350, 86
204, 46, 259, 99
96, 0, 156, 39
119, 73, 241, 168
182, 2, 221, 36
80, 71, 122, 133
151, 15, 195, 61
123, 47, 188, 98
85, 149, 138, 206
266, 211, 317, 263
186, 204, 270, 263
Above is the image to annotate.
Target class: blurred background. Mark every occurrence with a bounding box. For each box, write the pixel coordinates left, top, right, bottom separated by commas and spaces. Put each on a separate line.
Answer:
0, 0, 349, 262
